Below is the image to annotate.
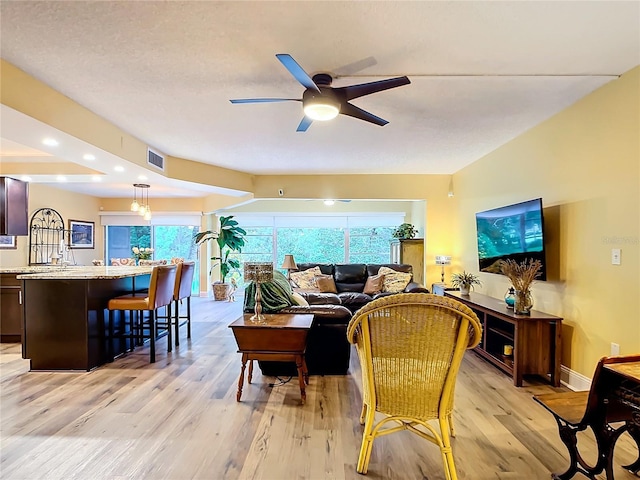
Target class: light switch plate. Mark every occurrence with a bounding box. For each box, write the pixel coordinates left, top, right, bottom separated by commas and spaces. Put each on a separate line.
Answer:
611, 343, 620, 356
611, 248, 621, 265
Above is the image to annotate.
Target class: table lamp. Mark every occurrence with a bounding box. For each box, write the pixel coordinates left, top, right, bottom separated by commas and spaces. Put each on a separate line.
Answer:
281, 254, 298, 281
244, 262, 274, 323
435, 255, 452, 283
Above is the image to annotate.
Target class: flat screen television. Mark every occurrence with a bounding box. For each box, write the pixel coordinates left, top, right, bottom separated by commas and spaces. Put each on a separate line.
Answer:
475, 198, 547, 281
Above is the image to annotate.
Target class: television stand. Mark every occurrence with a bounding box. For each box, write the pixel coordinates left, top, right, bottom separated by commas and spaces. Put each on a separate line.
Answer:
445, 291, 562, 387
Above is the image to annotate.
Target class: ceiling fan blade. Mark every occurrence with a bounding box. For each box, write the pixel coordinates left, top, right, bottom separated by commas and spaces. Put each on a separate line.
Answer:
338, 76, 411, 101
296, 116, 313, 132
230, 98, 301, 104
340, 102, 388, 127
276, 54, 320, 93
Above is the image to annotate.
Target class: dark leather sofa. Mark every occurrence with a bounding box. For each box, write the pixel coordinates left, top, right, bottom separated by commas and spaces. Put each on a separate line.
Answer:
252, 263, 428, 377
259, 303, 353, 376
295, 262, 428, 313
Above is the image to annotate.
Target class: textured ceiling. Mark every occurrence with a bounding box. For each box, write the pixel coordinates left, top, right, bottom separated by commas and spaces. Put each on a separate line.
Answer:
0, 1, 639, 196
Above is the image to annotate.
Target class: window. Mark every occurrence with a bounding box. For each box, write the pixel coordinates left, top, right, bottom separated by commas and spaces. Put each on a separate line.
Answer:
349, 226, 395, 264
106, 226, 151, 260
231, 214, 404, 283
275, 227, 346, 265
105, 224, 200, 294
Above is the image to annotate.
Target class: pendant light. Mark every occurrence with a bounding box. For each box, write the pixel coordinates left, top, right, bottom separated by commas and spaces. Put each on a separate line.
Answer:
132, 183, 152, 220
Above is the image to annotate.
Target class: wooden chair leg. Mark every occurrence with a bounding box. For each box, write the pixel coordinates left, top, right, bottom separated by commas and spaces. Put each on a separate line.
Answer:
107, 310, 115, 361
174, 300, 180, 346
134, 310, 142, 346
186, 296, 191, 339
149, 310, 156, 363
128, 310, 135, 352
166, 304, 172, 353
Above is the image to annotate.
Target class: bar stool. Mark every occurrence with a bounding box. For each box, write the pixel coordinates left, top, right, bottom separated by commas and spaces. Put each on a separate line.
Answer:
107, 264, 177, 363
172, 261, 195, 346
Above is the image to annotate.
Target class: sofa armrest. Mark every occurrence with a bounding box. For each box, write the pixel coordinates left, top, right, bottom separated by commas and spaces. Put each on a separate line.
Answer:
280, 304, 351, 317
404, 282, 429, 294
279, 304, 352, 324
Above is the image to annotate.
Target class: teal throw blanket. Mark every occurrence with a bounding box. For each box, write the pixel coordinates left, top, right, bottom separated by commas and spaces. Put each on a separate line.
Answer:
244, 270, 297, 313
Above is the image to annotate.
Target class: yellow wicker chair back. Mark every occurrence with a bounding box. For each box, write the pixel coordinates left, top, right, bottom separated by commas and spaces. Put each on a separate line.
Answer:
347, 293, 481, 479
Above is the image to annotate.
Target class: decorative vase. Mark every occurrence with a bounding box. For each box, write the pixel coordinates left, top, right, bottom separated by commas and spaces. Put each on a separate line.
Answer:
514, 289, 533, 315
460, 284, 471, 295
504, 287, 516, 309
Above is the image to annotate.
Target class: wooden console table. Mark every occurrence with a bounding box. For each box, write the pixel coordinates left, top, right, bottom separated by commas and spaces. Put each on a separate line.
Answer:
229, 313, 314, 404
445, 291, 562, 387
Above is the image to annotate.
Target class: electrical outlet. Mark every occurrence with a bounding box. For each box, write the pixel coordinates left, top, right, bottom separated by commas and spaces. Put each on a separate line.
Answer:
612, 248, 621, 265
611, 343, 620, 356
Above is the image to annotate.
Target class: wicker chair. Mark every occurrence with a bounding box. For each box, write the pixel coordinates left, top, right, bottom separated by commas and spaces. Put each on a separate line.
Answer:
347, 293, 482, 479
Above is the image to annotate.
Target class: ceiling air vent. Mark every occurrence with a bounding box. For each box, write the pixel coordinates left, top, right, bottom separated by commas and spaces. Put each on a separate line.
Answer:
147, 148, 165, 171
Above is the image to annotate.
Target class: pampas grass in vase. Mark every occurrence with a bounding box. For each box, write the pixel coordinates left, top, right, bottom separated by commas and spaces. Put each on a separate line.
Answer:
499, 259, 542, 314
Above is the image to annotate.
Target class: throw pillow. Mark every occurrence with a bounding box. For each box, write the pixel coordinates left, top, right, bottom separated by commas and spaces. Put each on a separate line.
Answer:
363, 273, 385, 295
291, 292, 309, 306
290, 266, 322, 290
315, 274, 338, 294
378, 266, 412, 293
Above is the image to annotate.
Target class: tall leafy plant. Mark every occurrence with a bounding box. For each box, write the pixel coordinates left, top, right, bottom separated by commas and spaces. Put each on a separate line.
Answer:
194, 215, 246, 283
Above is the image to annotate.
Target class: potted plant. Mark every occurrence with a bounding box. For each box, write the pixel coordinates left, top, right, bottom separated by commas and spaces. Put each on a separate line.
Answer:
194, 215, 246, 301
392, 223, 418, 239
451, 271, 482, 295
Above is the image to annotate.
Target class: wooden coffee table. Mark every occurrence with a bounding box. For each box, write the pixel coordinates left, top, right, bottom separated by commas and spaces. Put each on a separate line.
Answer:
229, 313, 314, 404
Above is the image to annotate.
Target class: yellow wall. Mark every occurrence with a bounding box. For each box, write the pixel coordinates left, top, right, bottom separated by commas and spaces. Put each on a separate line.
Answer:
453, 66, 640, 377
0, 184, 103, 267
250, 174, 456, 287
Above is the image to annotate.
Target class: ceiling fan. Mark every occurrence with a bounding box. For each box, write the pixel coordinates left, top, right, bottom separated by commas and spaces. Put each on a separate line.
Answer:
230, 54, 411, 132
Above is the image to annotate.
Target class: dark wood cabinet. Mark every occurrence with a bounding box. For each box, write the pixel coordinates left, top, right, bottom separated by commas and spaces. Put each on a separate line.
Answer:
445, 291, 562, 387
0, 177, 29, 236
390, 238, 424, 284
0, 273, 23, 343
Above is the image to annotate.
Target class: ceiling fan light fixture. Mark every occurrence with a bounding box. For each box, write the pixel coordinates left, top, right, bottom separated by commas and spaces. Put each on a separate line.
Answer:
303, 95, 340, 121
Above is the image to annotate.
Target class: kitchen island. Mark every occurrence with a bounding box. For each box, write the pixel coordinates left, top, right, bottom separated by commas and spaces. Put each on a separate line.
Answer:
1, 266, 84, 343
18, 266, 152, 371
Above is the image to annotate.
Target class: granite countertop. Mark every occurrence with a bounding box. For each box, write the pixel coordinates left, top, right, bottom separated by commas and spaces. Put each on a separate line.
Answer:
1, 266, 84, 274
15, 266, 154, 280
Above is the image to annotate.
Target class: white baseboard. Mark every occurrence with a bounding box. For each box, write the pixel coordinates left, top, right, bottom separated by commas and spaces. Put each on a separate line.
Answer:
560, 365, 592, 391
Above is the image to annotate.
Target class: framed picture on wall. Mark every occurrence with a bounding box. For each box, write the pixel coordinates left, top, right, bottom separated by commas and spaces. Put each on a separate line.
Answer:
69, 220, 95, 249
0, 235, 16, 249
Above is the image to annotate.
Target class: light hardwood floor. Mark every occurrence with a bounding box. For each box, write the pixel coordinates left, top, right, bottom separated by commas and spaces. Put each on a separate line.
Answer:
1, 297, 637, 480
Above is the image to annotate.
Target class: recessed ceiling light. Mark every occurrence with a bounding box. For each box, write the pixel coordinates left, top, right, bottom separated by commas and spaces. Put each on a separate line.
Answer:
138, 174, 148, 180
324, 199, 335, 206
42, 138, 59, 146
56, 175, 67, 182
114, 166, 125, 172
83, 154, 96, 161
92, 175, 101, 182
21, 176, 32, 182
